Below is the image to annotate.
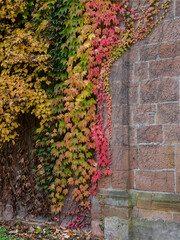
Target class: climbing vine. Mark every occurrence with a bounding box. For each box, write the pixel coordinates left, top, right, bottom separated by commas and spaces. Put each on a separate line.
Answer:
0, 0, 170, 225
0, 0, 52, 145
0, 0, 52, 217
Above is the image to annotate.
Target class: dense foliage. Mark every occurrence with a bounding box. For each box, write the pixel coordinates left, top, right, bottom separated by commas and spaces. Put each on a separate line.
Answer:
0, 0, 170, 226
0, 0, 51, 145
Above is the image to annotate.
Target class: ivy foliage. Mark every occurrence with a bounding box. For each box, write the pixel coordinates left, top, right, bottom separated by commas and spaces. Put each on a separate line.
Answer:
0, 0, 171, 224
34, 0, 170, 217
0, 0, 52, 145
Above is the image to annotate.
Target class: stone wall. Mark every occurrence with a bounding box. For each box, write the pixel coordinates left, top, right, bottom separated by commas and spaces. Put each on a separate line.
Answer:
91, 0, 180, 239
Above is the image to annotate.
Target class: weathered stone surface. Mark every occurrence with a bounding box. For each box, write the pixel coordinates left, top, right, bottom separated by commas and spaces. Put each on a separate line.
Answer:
175, 0, 180, 17
105, 195, 128, 208
132, 209, 172, 221
152, 201, 180, 212
173, 213, 180, 223
135, 171, 174, 192
111, 146, 138, 171
112, 171, 134, 189
91, 196, 102, 219
91, 220, 104, 237
176, 147, 180, 171
176, 171, 180, 194
148, 113, 155, 125
157, 103, 179, 124
129, 190, 180, 210
174, 146, 180, 193
102, 206, 129, 220
140, 78, 179, 104
115, 47, 139, 64
131, 218, 180, 240
133, 104, 156, 125
158, 41, 180, 59
146, 19, 180, 44
139, 145, 175, 170
140, 44, 157, 61
134, 62, 148, 81
110, 81, 128, 106
110, 61, 133, 86
130, 190, 153, 206
98, 175, 111, 189
111, 126, 136, 146
164, 125, 180, 144
99, 189, 129, 199
104, 217, 129, 240
129, 82, 139, 105
136, 199, 152, 210
92, 189, 180, 239
111, 105, 129, 125
150, 58, 180, 79
137, 125, 163, 143
151, 192, 180, 203
111, 126, 128, 146
110, 62, 137, 106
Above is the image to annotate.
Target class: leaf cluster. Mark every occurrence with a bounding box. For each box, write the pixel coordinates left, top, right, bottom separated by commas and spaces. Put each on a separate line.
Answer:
0, 0, 52, 145
34, 0, 171, 220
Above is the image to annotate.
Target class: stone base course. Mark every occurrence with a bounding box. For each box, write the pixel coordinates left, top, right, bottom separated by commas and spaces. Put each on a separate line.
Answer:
92, 189, 180, 240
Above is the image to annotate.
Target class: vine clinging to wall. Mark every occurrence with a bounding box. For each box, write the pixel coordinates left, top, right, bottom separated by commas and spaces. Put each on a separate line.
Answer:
38, 0, 170, 217
0, 0, 170, 225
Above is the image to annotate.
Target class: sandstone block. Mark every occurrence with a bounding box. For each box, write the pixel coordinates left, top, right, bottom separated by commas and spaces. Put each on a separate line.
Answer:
111, 126, 136, 146
175, 0, 180, 17
152, 201, 180, 212
135, 62, 148, 81
133, 209, 172, 221
140, 45, 157, 61
91, 220, 104, 237
110, 81, 128, 106
158, 41, 180, 59
102, 206, 129, 220
173, 213, 180, 223
176, 172, 180, 193
137, 125, 163, 143
150, 58, 180, 79
133, 104, 156, 125
104, 217, 129, 240
164, 125, 180, 144
98, 175, 111, 189
148, 113, 156, 125
146, 19, 180, 44
136, 200, 152, 210
139, 145, 175, 170
157, 103, 179, 124
129, 82, 139, 105
91, 196, 102, 220
111, 105, 129, 125
175, 146, 180, 171
135, 171, 174, 192
140, 78, 179, 104
111, 146, 138, 171
112, 171, 134, 189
